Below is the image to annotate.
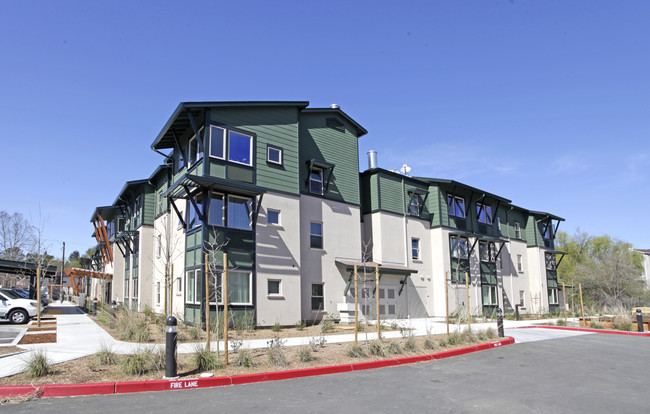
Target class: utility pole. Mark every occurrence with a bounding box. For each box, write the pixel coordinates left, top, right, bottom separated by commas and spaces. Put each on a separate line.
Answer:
61, 242, 65, 287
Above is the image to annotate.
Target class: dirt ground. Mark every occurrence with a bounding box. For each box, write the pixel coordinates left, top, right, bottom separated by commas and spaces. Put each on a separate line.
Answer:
0, 333, 494, 386
0, 347, 25, 356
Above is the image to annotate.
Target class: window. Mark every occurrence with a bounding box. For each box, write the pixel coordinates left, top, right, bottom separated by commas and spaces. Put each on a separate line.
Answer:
497, 216, 501, 231
134, 196, 141, 224
268, 279, 281, 296
227, 196, 251, 230
411, 238, 420, 260
548, 288, 559, 305
228, 131, 253, 166
479, 241, 496, 262
185, 269, 200, 304
448, 195, 466, 218
514, 221, 521, 239
519, 290, 525, 307
309, 168, 324, 195
409, 195, 421, 216
310, 222, 323, 249
156, 282, 161, 304
209, 125, 225, 159
267, 209, 280, 225
176, 278, 181, 296
267, 146, 282, 165
482, 285, 497, 305
188, 135, 198, 166
477, 203, 493, 224
545, 253, 557, 270
517, 254, 523, 272
311, 283, 324, 311
227, 271, 252, 305
176, 148, 185, 172
157, 234, 162, 258
157, 191, 163, 215
450, 236, 469, 259
542, 221, 553, 240
208, 193, 224, 226
124, 279, 129, 299
187, 195, 203, 229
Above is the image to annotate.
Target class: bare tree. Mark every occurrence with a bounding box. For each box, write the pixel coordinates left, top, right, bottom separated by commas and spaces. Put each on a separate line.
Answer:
0, 211, 34, 261
203, 229, 229, 356
153, 213, 183, 316
28, 209, 55, 326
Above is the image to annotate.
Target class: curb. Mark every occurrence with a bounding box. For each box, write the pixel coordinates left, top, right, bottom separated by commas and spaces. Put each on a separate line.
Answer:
511, 325, 650, 336
0, 337, 514, 399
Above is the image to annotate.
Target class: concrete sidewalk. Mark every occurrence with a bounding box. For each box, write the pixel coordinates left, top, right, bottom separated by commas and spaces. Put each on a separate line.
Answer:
0, 302, 574, 379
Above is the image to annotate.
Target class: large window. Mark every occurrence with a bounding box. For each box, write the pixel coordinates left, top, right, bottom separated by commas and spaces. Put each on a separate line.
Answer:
309, 168, 324, 195
545, 253, 557, 270
482, 285, 498, 305
176, 147, 185, 172
477, 203, 493, 224
450, 235, 469, 283
311, 283, 324, 311
310, 222, 323, 249
185, 269, 200, 304
450, 236, 469, 259
228, 131, 253, 166
517, 254, 523, 272
448, 195, 466, 218
209, 126, 225, 159
514, 221, 521, 239
207, 271, 252, 305
228, 196, 252, 230
187, 129, 204, 167
208, 193, 224, 226
411, 238, 420, 260
548, 288, 559, 305
542, 221, 553, 240
479, 241, 496, 262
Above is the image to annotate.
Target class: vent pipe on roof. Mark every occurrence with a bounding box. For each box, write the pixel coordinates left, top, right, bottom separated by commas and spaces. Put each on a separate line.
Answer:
367, 150, 378, 170
330, 104, 340, 109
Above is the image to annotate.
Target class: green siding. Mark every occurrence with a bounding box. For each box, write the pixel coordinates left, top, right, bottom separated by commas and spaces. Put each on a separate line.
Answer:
209, 107, 300, 194
427, 185, 442, 226
299, 113, 360, 205
377, 174, 404, 214
143, 186, 155, 226
526, 215, 538, 247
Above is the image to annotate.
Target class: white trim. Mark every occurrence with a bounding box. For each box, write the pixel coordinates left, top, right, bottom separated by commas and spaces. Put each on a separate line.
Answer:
209, 125, 226, 160
227, 130, 253, 167
267, 146, 282, 165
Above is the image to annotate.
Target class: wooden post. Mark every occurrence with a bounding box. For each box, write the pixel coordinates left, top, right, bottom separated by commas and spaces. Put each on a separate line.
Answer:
445, 272, 449, 336
204, 254, 210, 351
579, 283, 586, 326
465, 271, 471, 330
375, 264, 380, 339
224, 253, 229, 366
354, 264, 358, 345
164, 264, 168, 316
36, 265, 41, 327
562, 283, 567, 325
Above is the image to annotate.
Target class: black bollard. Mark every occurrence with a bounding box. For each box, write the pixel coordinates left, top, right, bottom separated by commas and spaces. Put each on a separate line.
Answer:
165, 316, 178, 379
515, 304, 520, 321
93, 297, 98, 316
497, 307, 504, 338
110, 300, 116, 329
637, 309, 644, 333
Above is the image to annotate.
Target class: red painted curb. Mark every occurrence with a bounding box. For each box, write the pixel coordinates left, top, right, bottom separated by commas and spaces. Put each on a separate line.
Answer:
513, 325, 650, 337
0, 338, 514, 399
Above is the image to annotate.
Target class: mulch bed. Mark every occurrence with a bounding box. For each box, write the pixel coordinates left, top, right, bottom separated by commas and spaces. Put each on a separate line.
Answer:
27, 326, 57, 332
18, 333, 56, 345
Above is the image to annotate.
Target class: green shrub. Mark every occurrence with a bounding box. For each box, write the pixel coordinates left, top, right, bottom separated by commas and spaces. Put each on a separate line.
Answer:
25, 349, 51, 378
484, 328, 498, 340
192, 344, 221, 371
346, 344, 367, 358
233, 310, 256, 333
298, 346, 313, 362
612, 317, 633, 331
367, 340, 388, 357
404, 337, 419, 352
438, 338, 448, 347
95, 343, 117, 366
115, 309, 151, 342
463, 330, 478, 343
236, 349, 256, 367
121, 349, 152, 376
589, 321, 605, 329
267, 339, 288, 367
271, 322, 282, 333
295, 320, 306, 331
556, 319, 567, 326
356, 323, 366, 332
388, 341, 403, 354
186, 326, 203, 341
447, 332, 464, 346
320, 315, 335, 334
423, 336, 438, 350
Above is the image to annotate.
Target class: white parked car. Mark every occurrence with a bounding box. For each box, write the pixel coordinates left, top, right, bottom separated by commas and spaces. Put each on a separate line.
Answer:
0, 289, 38, 324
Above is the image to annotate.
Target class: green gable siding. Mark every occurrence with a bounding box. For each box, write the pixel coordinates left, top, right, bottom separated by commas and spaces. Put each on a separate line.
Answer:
299, 113, 360, 205
209, 107, 300, 194
377, 174, 404, 214
526, 215, 538, 247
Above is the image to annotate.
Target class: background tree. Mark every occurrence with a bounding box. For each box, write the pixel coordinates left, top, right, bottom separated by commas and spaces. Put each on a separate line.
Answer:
556, 230, 647, 308
0, 211, 34, 261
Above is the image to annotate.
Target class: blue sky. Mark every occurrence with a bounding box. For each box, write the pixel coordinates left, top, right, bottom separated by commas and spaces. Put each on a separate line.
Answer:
1, 1, 649, 258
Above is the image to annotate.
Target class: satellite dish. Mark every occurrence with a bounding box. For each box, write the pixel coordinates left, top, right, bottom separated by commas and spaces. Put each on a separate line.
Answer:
400, 164, 412, 176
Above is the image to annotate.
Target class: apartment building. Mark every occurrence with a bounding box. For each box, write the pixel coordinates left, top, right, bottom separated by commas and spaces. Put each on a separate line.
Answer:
89, 101, 564, 326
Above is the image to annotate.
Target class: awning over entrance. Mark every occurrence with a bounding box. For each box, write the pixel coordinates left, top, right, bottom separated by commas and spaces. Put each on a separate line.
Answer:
336, 260, 418, 297
65, 268, 112, 296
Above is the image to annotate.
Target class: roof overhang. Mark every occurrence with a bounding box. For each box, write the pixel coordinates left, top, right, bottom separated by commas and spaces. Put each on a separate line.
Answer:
301, 107, 368, 137
0, 259, 58, 277
113, 179, 150, 206
161, 174, 267, 199
335, 260, 417, 275
151, 101, 311, 150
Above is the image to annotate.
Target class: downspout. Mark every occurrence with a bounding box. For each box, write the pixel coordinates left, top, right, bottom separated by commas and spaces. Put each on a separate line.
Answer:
402, 177, 410, 318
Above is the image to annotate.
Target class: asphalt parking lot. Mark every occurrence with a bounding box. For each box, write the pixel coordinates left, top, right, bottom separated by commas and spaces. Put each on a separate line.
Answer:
3, 332, 648, 413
